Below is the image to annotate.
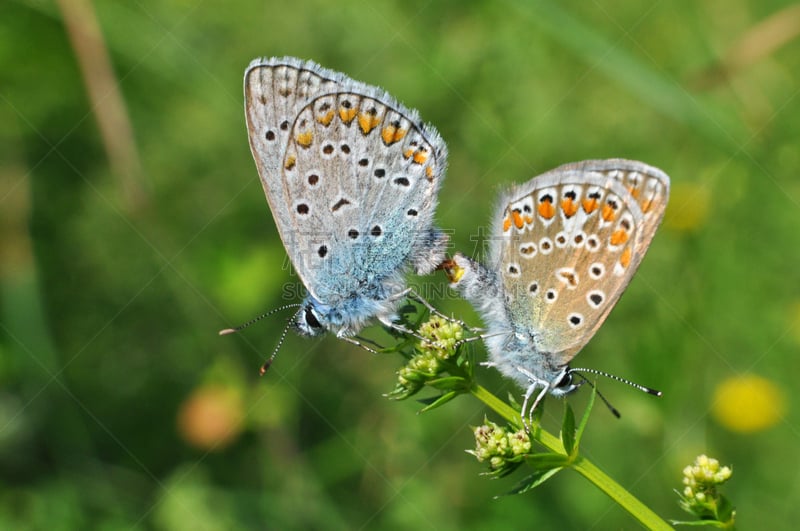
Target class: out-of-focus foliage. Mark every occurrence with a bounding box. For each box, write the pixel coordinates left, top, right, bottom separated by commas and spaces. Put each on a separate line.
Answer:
2, 0, 799, 528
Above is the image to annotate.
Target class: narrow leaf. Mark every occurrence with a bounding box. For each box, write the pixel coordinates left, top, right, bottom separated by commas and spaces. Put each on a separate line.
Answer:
427, 375, 468, 391
497, 467, 564, 497
418, 391, 458, 413
561, 402, 576, 455
670, 520, 730, 528
574, 384, 596, 450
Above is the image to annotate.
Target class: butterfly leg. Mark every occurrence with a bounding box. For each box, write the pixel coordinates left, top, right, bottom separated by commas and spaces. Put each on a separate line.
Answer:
455, 330, 511, 352
518, 367, 550, 430
339, 335, 380, 355
379, 314, 432, 344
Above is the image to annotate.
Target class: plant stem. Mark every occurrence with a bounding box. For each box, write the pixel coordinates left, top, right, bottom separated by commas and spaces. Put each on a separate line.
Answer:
471, 384, 672, 530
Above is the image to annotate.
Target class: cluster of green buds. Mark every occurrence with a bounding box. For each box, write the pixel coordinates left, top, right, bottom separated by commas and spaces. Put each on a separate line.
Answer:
467, 419, 532, 477
417, 315, 464, 358
387, 315, 465, 401
676, 454, 735, 526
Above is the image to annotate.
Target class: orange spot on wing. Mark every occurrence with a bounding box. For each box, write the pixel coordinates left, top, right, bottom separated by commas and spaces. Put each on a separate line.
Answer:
524, 215, 533, 224
403, 148, 413, 159
620, 247, 632, 268
358, 113, 381, 134
601, 203, 616, 222
284, 155, 296, 170
503, 217, 511, 232
582, 198, 598, 214
339, 107, 357, 124
412, 150, 429, 164
610, 229, 628, 246
317, 110, 334, 126
425, 166, 434, 180
512, 211, 524, 229
628, 185, 641, 199
295, 131, 313, 148
381, 125, 406, 145
641, 198, 653, 213
561, 197, 578, 217
538, 199, 555, 219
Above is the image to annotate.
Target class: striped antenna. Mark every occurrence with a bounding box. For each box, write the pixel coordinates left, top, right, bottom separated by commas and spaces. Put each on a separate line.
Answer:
219, 304, 303, 335
569, 367, 662, 419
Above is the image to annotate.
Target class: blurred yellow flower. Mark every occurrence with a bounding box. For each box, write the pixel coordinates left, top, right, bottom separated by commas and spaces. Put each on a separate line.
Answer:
663, 182, 710, 232
711, 374, 786, 433
178, 385, 244, 450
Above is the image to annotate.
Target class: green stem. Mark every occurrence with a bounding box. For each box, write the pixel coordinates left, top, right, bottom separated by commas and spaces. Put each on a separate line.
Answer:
471, 384, 672, 531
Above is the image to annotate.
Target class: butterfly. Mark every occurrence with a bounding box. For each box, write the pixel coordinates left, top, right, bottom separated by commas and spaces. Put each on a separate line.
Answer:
223, 57, 449, 367
443, 159, 670, 422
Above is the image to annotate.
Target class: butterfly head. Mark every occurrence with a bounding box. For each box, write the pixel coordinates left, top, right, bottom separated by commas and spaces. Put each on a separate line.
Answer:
295, 301, 327, 337
548, 366, 582, 397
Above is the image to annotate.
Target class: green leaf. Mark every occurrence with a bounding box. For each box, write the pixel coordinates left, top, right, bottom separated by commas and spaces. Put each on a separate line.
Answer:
427, 375, 468, 391
670, 519, 731, 528
574, 384, 596, 451
417, 391, 459, 413
482, 461, 524, 479
715, 495, 735, 523
561, 402, 576, 455
497, 467, 565, 497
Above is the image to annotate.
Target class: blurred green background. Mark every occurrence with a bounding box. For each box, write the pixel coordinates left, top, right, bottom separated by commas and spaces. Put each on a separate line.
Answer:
2, 0, 799, 528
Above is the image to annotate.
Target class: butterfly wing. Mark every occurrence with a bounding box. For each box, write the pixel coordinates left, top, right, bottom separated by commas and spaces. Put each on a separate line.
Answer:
495, 160, 669, 366
245, 58, 447, 304
551, 159, 670, 273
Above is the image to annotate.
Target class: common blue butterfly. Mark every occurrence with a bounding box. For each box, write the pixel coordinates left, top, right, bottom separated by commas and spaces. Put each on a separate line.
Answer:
444, 159, 669, 422
223, 57, 449, 367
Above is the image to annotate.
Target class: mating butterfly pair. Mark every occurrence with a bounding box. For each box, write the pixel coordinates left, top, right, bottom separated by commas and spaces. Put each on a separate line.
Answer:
222, 57, 670, 421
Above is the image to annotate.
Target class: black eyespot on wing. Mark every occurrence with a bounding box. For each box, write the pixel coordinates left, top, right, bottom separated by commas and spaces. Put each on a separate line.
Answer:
331, 198, 350, 212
